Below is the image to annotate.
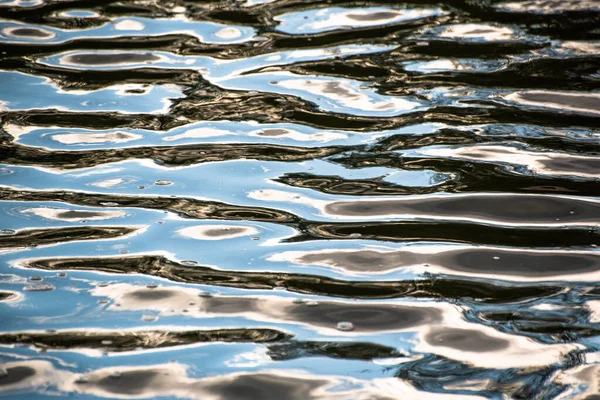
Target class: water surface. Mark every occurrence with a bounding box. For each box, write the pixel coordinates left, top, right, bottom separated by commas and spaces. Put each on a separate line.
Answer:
0, 0, 599, 399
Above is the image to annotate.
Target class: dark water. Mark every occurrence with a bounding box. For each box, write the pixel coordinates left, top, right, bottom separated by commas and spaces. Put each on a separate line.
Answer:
0, 0, 599, 399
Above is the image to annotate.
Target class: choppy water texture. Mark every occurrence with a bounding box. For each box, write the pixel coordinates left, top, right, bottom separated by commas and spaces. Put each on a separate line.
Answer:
0, 0, 599, 399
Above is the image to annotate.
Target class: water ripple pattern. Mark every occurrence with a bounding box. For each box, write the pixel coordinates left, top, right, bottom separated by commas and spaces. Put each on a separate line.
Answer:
0, 0, 599, 399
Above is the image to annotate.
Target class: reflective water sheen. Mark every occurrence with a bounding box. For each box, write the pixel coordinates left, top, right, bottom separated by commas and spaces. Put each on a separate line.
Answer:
0, 0, 599, 399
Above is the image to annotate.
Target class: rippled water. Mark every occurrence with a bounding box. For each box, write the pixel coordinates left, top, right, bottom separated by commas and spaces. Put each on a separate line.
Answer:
0, 0, 599, 398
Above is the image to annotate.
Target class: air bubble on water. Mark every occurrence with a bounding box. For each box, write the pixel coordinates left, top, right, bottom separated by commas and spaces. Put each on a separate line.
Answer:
336, 321, 354, 332
101, 340, 113, 346
23, 283, 55, 292
146, 283, 158, 289
306, 301, 319, 307
29, 276, 43, 282
155, 180, 172, 186
198, 291, 212, 298
181, 260, 198, 266
57, 272, 67, 278
142, 314, 158, 322
0, 229, 16, 235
